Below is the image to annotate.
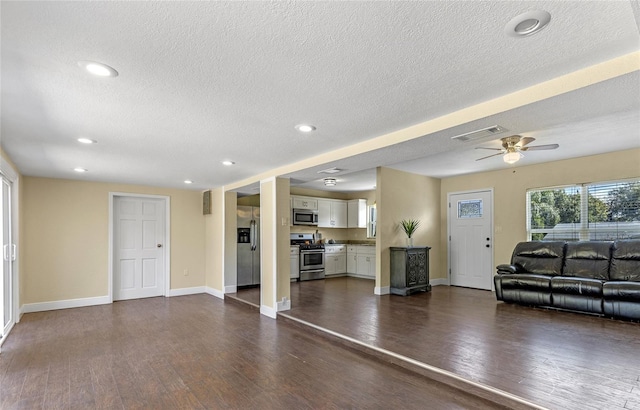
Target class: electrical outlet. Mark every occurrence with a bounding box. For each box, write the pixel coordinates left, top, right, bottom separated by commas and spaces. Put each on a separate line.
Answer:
183, 269, 189, 276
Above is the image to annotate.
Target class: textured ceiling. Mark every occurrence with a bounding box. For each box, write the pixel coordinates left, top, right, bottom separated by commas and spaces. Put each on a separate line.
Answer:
1, 1, 639, 192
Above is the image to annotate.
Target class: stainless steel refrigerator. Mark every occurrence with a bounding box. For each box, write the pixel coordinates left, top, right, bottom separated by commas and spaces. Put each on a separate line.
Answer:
237, 206, 260, 287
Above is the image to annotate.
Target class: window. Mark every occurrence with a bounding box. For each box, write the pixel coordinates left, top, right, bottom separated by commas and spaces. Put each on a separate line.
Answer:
526, 179, 640, 241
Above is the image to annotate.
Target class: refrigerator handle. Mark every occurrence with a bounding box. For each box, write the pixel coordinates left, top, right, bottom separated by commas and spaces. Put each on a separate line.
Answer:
250, 220, 256, 251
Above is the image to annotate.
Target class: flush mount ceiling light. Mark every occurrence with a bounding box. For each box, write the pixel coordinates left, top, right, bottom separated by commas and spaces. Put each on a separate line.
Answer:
324, 178, 337, 187
505, 10, 551, 38
222, 160, 235, 166
78, 60, 119, 77
73, 167, 88, 173
184, 180, 193, 184
295, 124, 316, 133
77, 137, 97, 144
503, 151, 523, 164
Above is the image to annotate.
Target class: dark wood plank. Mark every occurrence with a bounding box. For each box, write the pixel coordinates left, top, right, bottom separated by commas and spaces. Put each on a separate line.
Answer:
283, 277, 640, 410
2, 293, 502, 409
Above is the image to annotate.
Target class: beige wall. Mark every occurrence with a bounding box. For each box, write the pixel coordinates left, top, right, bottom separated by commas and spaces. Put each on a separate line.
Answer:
276, 178, 291, 305
440, 148, 640, 280
22, 177, 206, 304
377, 167, 441, 288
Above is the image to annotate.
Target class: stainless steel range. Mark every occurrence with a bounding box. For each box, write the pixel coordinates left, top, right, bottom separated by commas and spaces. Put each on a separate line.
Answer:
290, 233, 325, 281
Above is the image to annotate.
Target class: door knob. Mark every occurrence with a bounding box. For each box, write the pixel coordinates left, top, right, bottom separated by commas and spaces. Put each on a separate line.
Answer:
157, 244, 163, 248
486, 244, 490, 248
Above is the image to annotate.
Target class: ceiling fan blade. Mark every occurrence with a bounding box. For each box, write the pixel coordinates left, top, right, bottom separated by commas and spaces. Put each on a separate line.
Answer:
520, 143, 559, 151
475, 152, 504, 161
475, 147, 504, 152
519, 137, 536, 147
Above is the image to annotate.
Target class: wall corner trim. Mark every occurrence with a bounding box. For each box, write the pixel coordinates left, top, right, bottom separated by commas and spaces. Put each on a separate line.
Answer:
21, 295, 111, 314
167, 286, 206, 297
260, 305, 277, 319
374, 286, 390, 295
205, 287, 225, 299
430, 278, 449, 286
277, 297, 291, 312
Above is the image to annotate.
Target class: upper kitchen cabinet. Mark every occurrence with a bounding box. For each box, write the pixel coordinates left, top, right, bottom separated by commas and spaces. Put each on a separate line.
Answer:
291, 196, 318, 210
318, 198, 347, 228
347, 199, 367, 228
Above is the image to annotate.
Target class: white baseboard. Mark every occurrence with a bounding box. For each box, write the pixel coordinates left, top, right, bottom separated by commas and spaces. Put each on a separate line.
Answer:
277, 297, 291, 312
21, 295, 111, 314
430, 278, 449, 286
167, 286, 205, 297
206, 287, 225, 300
374, 286, 390, 295
260, 305, 277, 319
224, 285, 237, 294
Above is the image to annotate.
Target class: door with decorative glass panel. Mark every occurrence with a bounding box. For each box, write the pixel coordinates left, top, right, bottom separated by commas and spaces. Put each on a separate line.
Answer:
448, 190, 493, 290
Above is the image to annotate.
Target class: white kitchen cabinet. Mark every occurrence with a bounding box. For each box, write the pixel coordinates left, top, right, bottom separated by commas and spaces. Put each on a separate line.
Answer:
347, 199, 367, 228
347, 245, 376, 279
317, 199, 347, 228
356, 254, 376, 278
347, 247, 357, 274
325, 244, 347, 276
290, 246, 299, 280
291, 196, 318, 210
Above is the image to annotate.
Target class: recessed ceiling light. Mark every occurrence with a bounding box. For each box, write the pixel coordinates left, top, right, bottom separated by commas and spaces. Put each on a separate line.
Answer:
184, 180, 193, 184
505, 10, 551, 38
295, 124, 316, 133
222, 160, 235, 166
78, 60, 119, 77
77, 138, 97, 144
74, 167, 88, 173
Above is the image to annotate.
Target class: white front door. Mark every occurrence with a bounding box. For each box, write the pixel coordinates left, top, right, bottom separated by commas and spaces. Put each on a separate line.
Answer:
449, 190, 493, 290
113, 196, 166, 300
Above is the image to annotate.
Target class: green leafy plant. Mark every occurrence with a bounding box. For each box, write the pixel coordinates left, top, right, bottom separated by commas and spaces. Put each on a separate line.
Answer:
400, 219, 420, 238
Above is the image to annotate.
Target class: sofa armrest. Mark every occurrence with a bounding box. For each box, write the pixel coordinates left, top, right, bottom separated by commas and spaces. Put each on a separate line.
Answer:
496, 264, 519, 274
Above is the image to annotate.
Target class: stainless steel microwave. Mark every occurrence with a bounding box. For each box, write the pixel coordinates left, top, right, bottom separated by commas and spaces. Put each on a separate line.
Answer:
292, 208, 318, 226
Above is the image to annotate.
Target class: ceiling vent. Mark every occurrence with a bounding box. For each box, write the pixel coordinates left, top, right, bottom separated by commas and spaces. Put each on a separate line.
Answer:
317, 167, 342, 174
451, 125, 507, 142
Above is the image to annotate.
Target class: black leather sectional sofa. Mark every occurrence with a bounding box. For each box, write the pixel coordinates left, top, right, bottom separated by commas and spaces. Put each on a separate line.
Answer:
494, 240, 640, 320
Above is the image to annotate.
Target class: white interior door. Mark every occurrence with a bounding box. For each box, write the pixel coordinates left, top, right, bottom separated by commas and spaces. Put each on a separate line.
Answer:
113, 196, 166, 300
449, 190, 493, 290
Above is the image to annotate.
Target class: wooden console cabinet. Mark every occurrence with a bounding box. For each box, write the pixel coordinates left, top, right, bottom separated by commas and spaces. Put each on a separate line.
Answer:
390, 247, 431, 296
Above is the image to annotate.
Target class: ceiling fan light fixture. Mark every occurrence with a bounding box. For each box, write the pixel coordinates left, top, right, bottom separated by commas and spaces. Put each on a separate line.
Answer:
503, 151, 521, 164
324, 178, 337, 186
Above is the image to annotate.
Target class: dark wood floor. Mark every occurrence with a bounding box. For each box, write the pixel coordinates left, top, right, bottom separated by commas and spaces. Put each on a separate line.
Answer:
1, 293, 507, 409
235, 278, 640, 410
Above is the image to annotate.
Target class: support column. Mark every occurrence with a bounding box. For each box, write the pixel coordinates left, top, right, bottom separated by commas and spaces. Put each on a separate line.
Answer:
259, 177, 290, 318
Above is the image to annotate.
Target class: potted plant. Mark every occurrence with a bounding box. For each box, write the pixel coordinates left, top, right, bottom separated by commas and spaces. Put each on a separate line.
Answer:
400, 219, 420, 247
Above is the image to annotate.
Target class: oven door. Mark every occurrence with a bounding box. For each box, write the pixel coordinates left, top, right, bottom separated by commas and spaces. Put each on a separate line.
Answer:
300, 249, 324, 270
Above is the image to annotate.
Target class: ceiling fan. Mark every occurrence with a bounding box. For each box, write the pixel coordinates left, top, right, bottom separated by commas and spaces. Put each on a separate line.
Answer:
475, 135, 559, 164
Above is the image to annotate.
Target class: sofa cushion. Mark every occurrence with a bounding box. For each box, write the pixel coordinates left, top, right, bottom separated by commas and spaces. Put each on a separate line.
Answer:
551, 276, 603, 297
500, 274, 552, 291
603, 281, 640, 320
562, 241, 612, 280
603, 281, 640, 302
609, 240, 640, 281
511, 241, 566, 276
